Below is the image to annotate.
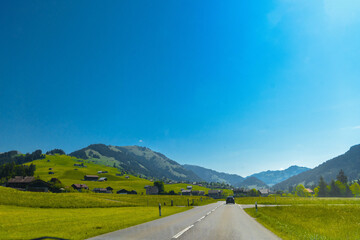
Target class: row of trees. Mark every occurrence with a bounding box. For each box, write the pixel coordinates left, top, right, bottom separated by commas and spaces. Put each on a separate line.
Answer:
0, 150, 45, 165
0, 162, 36, 180
295, 170, 360, 197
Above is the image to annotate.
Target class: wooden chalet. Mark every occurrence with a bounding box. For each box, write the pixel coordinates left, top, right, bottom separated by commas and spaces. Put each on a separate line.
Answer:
72, 184, 89, 191
84, 175, 99, 181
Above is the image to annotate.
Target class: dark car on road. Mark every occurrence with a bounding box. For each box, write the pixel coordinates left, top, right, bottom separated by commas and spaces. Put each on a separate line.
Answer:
226, 196, 235, 204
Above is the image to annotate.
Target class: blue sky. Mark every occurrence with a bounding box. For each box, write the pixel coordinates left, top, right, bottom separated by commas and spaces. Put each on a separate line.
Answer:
1, 0, 360, 176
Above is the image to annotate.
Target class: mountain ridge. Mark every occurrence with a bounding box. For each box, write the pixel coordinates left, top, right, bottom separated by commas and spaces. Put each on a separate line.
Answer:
273, 144, 360, 190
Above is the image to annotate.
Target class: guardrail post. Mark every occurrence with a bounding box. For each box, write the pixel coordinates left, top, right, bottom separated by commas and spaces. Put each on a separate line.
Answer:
171, 200, 173, 206
159, 203, 161, 216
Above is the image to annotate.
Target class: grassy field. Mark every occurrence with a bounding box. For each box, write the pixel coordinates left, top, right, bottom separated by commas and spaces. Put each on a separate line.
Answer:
0, 205, 189, 240
0, 186, 215, 208
245, 205, 360, 240
236, 195, 360, 205
237, 195, 360, 239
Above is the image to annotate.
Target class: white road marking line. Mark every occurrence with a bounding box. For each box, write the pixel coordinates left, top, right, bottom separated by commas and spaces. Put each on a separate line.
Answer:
206, 211, 211, 215
172, 225, 194, 239
197, 216, 205, 222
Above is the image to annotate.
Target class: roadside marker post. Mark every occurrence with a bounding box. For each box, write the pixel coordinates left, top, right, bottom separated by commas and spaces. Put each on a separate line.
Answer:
159, 203, 161, 216
255, 201, 258, 213
187, 199, 189, 207
171, 200, 173, 206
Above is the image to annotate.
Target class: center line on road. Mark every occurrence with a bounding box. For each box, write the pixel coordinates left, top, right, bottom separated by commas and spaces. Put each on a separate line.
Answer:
172, 225, 194, 239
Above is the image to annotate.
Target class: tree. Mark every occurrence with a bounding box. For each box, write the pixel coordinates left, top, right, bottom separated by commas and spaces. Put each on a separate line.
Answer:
318, 176, 327, 197
350, 182, 360, 197
154, 181, 164, 194
295, 184, 306, 197
337, 169, 348, 184
248, 188, 260, 197
329, 180, 341, 197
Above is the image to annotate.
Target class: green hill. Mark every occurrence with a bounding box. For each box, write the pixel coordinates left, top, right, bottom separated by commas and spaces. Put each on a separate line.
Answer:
234, 176, 269, 189
183, 164, 244, 185
273, 144, 360, 190
23, 154, 224, 195
69, 144, 202, 182
26, 154, 152, 194
250, 165, 310, 187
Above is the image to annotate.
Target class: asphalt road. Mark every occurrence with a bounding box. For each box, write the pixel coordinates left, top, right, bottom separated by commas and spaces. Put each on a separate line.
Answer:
87, 202, 280, 240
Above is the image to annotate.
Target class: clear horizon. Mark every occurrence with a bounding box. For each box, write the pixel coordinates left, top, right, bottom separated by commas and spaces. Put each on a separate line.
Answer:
1, 1, 360, 176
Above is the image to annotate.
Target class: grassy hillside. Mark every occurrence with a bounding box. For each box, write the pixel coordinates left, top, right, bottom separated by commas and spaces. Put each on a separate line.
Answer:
183, 164, 244, 186
25, 154, 230, 196
69, 144, 202, 182
273, 144, 360, 190
27, 154, 152, 194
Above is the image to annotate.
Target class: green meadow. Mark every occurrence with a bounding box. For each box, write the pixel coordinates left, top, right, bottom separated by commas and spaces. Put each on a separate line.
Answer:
238, 196, 360, 239
236, 195, 360, 205
0, 205, 189, 240
246, 205, 360, 240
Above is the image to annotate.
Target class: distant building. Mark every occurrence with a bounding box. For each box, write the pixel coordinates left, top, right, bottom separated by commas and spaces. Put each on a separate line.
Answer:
191, 190, 204, 196
187, 186, 193, 190
93, 188, 112, 193
125, 176, 130, 179
117, 189, 128, 194
49, 178, 61, 184
233, 188, 251, 197
116, 189, 137, 195
208, 190, 223, 199
145, 185, 159, 195
181, 190, 192, 196
304, 188, 314, 194
72, 184, 89, 191
84, 175, 99, 181
258, 189, 270, 196
7, 176, 51, 192
98, 177, 107, 182
48, 172, 55, 175
106, 186, 113, 192
7, 176, 36, 190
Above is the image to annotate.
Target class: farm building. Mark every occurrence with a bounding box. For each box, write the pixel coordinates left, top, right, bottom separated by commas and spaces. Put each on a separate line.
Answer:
48, 172, 55, 174
191, 190, 205, 196
93, 188, 112, 193
27, 180, 51, 192
258, 189, 270, 196
233, 188, 250, 197
305, 188, 314, 194
84, 175, 99, 181
6, 176, 36, 190
72, 184, 89, 191
106, 186, 113, 192
186, 186, 192, 190
144, 185, 159, 195
7, 176, 53, 192
181, 190, 191, 196
117, 189, 128, 194
49, 178, 61, 184
208, 190, 223, 199
117, 189, 137, 194
98, 177, 107, 181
